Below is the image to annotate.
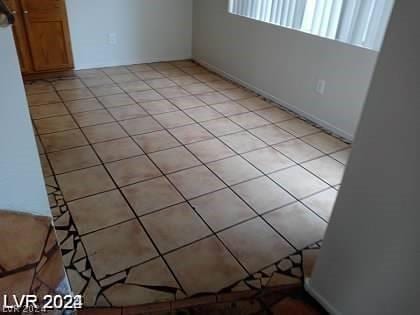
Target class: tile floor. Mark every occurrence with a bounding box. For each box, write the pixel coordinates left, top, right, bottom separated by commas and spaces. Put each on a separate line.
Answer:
27, 60, 350, 308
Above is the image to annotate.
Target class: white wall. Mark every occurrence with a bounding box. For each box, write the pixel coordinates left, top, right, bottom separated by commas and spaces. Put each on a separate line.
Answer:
307, 1, 419, 314
0, 28, 50, 217
66, 0, 193, 69
192, 0, 378, 140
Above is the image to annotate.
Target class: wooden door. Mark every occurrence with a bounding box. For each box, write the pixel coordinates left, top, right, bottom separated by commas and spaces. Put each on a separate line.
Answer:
4, 0, 33, 73
20, 0, 74, 72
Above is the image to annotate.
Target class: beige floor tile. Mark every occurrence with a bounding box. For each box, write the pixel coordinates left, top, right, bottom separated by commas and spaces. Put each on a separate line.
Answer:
201, 118, 243, 137
27, 92, 61, 106
171, 60, 196, 68
89, 84, 124, 97
129, 89, 165, 103
93, 137, 144, 163
206, 80, 238, 91
126, 257, 178, 288
40, 129, 88, 153
186, 138, 235, 163
25, 81, 54, 95
58, 88, 94, 101
220, 131, 266, 154
140, 100, 178, 115
211, 101, 249, 116
154, 111, 195, 129
29, 103, 68, 119
127, 64, 153, 72
135, 70, 165, 80
237, 97, 273, 111
108, 104, 148, 121
221, 88, 254, 100
0, 211, 51, 271
34, 115, 78, 134
48, 146, 100, 174
122, 176, 184, 216
57, 165, 115, 201
158, 68, 187, 78
184, 106, 223, 122
98, 93, 135, 108
232, 177, 296, 214
168, 166, 226, 199
249, 125, 295, 145
145, 78, 177, 89
109, 73, 138, 84
196, 92, 230, 105
104, 285, 174, 307
182, 65, 208, 75
191, 188, 256, 232
302, 156, 346, 186
183, 83, 214, 95
207, 156, 262, 185
273, 139, 324, 163
82, 75, 114, 87
330, 148, 351, 164
141, 203, 211, 253
65, 98, 104, 113
133, 130, 180, 153
230, 112, 270, 129
264, 203, 327, 249
277, 119, 320, 137
302, 188, 338, 221
255, 107, 294, 123
83, 122, 128, 143
165, 236, 247, 295
169, 95, 206, 110
302, 132, 349, 154
149, 147, 201, 174
269, 165, 329, 199
242, 147, 295, 174
170, 76, 200, 87
73, 109, 115, 127
218, 218, 294, 273
106, 155, 161, 186
82, 220, 158, 279
193, 73, 221, 83
118, 81, 151, 93
120, 116, 163, 135
74, 69, 104, 78
156, 86, 190, 98
0, 269, 35, 298
169, 124, 213, 144
102, 66, 130, 75
53, 79, 85, 91
40, 155, 53, 177
68, 190, 135, 235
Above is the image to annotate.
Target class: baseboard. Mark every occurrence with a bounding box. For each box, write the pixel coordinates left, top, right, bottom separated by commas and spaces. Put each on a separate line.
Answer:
74, 55, 193, 71
304, 278, 342, 315
193, 58, 354, 142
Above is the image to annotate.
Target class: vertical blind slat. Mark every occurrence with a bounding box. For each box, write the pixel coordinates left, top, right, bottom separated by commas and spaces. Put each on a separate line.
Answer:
228, 0, 393, 50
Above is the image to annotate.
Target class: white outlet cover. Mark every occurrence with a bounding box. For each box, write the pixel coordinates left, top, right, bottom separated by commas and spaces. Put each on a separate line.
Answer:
316, 80, 326, 95
108, 33, 117, 45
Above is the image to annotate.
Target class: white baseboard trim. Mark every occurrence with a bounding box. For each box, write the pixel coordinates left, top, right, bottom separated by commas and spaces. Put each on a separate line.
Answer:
193, 58, 354, 142
305, 278, 342, 315
74, 55, 192, 71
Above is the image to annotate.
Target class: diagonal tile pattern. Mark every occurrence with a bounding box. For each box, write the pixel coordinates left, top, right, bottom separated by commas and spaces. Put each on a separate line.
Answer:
27, 60, 350, 308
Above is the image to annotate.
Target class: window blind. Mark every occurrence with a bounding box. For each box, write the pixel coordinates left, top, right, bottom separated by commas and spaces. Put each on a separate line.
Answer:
229, 0, 394, 51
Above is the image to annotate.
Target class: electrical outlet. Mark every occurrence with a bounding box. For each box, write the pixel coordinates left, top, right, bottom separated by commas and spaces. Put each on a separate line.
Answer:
316, 80, 326, 95
108, 32, 117, 45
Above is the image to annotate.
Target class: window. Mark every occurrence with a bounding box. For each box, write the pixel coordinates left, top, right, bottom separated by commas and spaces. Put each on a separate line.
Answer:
228, 0, 394, 51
